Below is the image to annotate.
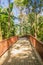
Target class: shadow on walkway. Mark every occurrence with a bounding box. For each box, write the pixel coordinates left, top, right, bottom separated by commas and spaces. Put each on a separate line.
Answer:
0, 38, 42, 65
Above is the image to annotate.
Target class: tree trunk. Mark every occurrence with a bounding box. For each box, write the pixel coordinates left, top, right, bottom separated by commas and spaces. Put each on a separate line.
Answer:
8, 0, 10, 29
19, 7, 23, 35
0, 23, 2, 41
34, 13, 37, 38
0, 0, 2, 41
20, 22, 21, 35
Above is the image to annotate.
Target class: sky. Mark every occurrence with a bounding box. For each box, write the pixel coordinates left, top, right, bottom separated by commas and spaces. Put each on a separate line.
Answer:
1, 0, 20, 24
0, 0, 43, 24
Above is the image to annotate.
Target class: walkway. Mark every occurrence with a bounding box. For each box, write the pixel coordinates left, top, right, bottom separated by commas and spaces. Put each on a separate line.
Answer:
0, 38, 42, 65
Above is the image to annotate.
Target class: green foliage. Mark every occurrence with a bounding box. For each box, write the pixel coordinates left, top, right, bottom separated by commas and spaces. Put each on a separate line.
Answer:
14, 0, 29, 6
28, 13, 35, 23
10, 3, 13, 12
28, 13, 35, 35
0, 0, 43, 42
14, 24, 20, 35
0, 12, 15, 39
37, 16, 43, 41
0, 3, 15, 39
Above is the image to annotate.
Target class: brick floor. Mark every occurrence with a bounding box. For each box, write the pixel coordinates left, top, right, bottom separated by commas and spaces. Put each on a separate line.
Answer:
0, 38, 43, 65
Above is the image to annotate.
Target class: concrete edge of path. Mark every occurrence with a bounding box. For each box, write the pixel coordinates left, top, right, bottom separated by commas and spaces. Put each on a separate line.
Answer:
29, 40, 43, 65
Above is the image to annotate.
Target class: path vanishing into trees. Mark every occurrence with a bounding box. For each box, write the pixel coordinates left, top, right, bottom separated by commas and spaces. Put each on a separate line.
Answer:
0, 37, 43, 65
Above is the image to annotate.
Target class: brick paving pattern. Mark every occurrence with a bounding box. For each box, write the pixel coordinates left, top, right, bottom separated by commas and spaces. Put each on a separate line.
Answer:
0, 38, 42, 65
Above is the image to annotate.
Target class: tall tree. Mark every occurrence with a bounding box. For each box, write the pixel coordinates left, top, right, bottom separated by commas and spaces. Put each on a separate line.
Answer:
8, 0, 10, 29
31, 0, 43, 38
37, 16, 43, 41
8, 0, 13, 29
14, 0, 31, 35
28, 13, 35, 35
0, 0, 2, 41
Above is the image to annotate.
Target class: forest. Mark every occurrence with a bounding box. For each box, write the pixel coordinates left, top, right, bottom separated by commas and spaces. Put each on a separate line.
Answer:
0, 0, 43, 42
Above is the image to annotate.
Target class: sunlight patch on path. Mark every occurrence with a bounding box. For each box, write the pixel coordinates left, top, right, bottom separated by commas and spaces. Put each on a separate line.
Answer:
0, 38, 42, 65
10, 38, 32, 59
